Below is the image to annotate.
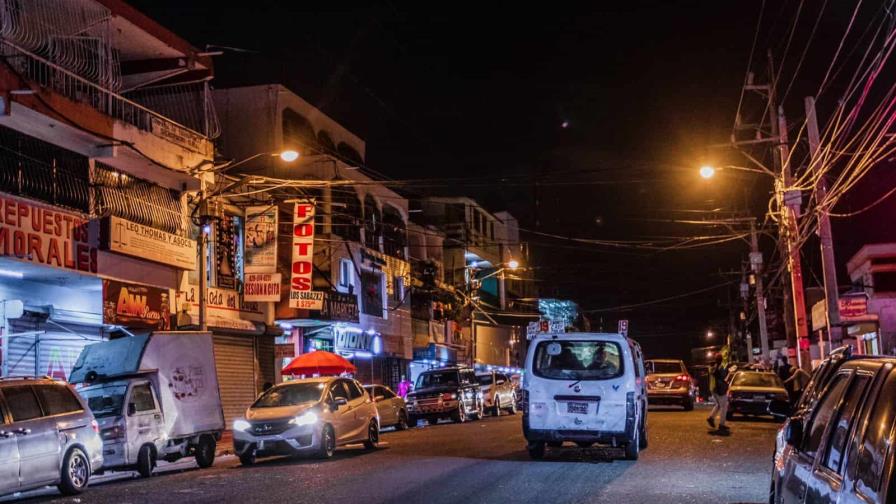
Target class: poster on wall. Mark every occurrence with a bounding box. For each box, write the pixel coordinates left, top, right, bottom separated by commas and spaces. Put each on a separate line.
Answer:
102, 279, 171, 330
243, 273, 282, 302
289, 200, 323, 310
215, 218, 236, 290
244, 206, 278, 273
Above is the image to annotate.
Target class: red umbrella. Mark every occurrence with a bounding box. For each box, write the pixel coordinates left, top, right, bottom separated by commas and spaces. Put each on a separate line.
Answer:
282, 350, 356, 376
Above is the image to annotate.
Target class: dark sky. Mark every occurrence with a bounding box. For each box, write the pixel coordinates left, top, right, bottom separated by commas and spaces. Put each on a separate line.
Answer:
131, 1, 896, 361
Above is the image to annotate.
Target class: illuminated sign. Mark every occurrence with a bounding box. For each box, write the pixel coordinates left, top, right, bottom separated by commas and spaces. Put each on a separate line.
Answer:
289, 200, 322, 310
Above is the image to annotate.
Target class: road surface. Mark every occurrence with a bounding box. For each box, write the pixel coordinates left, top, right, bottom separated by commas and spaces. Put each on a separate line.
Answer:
4, 406, 779, 504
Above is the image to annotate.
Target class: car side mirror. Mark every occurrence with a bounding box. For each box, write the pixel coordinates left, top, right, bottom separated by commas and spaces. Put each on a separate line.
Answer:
127, 403, 137, 416
785, 417, 803, 447
332, 397, 348, 411
768, 399, 792, 418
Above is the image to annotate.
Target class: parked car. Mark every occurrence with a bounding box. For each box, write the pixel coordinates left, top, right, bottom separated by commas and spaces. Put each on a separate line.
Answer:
645, 359, 696, 410
233, 377, 379, 464
0, 377, 103, 497
521, 332, 648, 460
770, 355, 896, 503
406, 366, 483, 425
725, 371, 788, 420
476, 371, 517, 415
72, 332, 224, 477
364, 385, 409, 430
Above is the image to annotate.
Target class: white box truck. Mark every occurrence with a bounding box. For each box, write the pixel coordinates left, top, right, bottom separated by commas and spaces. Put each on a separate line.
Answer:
70, 331, 225, 477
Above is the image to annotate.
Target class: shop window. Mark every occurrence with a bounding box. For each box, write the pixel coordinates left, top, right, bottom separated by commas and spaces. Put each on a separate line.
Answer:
393, 276, 405, 304
339, 259, 356, 294
361, 270, 385, 318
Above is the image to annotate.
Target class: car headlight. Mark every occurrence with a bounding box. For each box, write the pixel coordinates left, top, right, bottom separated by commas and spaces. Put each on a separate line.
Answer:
234, 419, 251, 432
290, 411, 318, 426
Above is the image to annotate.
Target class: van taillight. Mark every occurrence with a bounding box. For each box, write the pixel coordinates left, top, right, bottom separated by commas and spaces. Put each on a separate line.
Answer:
91, 420, 99, 433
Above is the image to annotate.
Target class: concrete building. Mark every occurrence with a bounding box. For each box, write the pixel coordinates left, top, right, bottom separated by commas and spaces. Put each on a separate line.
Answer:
842, 243, 896, 355
213, 84, 413, 391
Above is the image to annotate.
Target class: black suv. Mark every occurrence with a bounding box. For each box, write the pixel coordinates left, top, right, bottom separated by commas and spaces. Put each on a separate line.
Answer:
770, 350, 896, 503
406, 367, 483, 426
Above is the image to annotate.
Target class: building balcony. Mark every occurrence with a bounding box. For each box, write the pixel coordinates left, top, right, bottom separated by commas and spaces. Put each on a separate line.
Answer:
0, 39, 214, 188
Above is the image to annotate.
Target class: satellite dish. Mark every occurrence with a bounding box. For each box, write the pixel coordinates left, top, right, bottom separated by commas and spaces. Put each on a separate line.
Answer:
3, 300, 23, 319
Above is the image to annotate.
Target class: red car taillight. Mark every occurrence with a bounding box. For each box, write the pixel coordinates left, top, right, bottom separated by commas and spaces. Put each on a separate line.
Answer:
91, 419, 99, 434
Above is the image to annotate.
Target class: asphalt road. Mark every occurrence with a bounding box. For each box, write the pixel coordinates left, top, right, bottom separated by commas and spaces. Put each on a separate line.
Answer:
5, 406, 780, 504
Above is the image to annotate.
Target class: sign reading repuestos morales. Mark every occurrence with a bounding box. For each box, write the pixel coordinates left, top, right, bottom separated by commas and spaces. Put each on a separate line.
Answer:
105, 216, 197, 270
0, 194, 98, 273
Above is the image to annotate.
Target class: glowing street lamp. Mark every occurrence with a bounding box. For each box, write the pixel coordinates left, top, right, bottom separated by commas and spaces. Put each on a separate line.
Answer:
279, 150, 300, 162
507, 259, 520, 270
699, 165, 716, 179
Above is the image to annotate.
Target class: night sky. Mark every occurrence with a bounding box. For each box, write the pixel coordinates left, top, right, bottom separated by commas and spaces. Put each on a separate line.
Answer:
132, 1, 896, 361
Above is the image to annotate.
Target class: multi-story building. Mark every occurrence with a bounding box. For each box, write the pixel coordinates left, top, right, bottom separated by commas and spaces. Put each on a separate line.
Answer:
417, 197, 535, 370
213, 84, 414, 391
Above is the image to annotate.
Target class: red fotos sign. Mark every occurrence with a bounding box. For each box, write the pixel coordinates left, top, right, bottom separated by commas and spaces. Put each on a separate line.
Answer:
288, 200, 323, 310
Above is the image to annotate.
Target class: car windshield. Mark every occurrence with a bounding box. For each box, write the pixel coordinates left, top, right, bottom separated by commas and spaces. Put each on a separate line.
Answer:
476, 374, 494, 385
79, 382, 127, 418
647, 361, 683, 374
533, 340, 624, 380
732, 373, 783, 388
252, 382, 324, 408
416, 371, 458, 389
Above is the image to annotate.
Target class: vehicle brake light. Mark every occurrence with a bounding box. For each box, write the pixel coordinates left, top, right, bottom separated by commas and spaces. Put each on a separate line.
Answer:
675, 375, 689, 382
91, 419, 99, 434
440, 392, 456, 401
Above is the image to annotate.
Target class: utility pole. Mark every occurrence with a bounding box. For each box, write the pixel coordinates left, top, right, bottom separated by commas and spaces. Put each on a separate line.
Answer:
805, 96, 841, 353
739, 266, 752, 361
750, 220, 770, 360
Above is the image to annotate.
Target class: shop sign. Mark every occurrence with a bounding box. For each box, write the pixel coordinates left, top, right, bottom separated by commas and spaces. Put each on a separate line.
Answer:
275, 343, 294, 359
243, 273, 282, 302
102, 279, 171, 330
0, 194, 98, 273
289, 200, 322, 310
106, 216, 196, 270
244, 206, 278, 273
334, 327, 377, 352
176, 285, 264, 322
526, 320, 565, 339
839, 295, 869, 320
310, 292, 360, 323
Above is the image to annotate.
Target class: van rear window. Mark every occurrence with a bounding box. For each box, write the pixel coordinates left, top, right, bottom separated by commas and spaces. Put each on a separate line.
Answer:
533, 340, 624, 380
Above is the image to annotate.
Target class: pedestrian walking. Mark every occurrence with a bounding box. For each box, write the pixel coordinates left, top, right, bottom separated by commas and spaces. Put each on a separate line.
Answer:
706, 353, 729, 432
784, 366, 810, 407
776, 355, 795, 401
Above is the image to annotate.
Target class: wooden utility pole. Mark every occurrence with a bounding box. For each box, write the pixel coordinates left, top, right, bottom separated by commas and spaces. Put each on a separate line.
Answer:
805, 96, 841, 353
750, 220, 770, 360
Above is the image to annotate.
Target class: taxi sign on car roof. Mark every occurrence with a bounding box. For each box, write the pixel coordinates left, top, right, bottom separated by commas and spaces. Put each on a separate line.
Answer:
526, 320, 566, 339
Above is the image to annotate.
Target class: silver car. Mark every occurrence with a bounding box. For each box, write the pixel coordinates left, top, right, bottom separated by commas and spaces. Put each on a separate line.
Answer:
233, 377, 380, 464
476, 371, 517, 415
0, 377, 103, 497
364, 385, 409, 430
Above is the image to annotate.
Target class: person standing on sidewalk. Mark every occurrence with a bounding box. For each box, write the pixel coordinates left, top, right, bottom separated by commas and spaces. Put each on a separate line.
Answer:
706, 353, 730, 432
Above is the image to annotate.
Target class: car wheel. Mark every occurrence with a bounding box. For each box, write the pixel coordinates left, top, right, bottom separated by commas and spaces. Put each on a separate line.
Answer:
494, 397, 502, 416
316, 424, 336, 459
136, 444, 156, 478
239, 448, 256, 466
396, 410, 409, 430
451, 403, 467, 423
195, 434, 216, 468
527, 441, 546, 459
408, 414, 420, 427
683, 398, 694, 411
507, 398, 517, 415
58, 447, 90, 496
638, 417, 648, 450
363, 420, 380, 450
623, 428, 640, 460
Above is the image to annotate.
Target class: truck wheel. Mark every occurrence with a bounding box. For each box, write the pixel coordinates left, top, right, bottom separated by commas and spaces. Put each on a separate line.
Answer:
527, 441, 546, 460
137, 445, 156, 477
195, 435, 216, 468
624, 429, 640, 460
58, 447, 90, 496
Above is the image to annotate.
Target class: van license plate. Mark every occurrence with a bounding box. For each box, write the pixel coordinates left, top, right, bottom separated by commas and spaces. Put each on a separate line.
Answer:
567, 402, 588, 414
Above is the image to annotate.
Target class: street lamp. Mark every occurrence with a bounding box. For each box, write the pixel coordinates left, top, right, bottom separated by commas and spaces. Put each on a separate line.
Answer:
697, 164, 775, 178
706, 330, 714, 340
699, 165, 716, 179
507, 259, 520, 270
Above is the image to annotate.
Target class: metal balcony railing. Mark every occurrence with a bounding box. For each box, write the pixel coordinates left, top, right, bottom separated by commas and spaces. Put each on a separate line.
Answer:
0, 39, 213, 148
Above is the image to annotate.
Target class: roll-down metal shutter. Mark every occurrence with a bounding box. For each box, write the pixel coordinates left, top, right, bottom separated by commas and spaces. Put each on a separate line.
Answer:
213, 335, 257, 426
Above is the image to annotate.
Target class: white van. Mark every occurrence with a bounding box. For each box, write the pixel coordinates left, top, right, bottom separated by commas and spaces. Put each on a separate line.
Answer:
521, 332, 647, 460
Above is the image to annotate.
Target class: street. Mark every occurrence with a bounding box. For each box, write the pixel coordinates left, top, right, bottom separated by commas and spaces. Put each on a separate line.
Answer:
7, 407, 779, 504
